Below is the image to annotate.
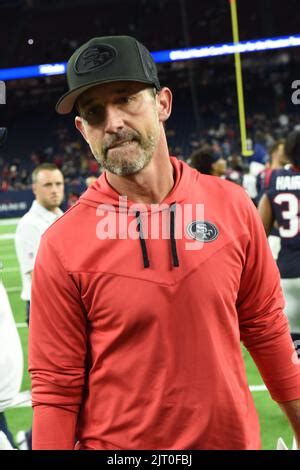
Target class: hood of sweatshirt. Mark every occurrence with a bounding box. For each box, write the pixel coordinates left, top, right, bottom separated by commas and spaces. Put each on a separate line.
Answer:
79, 156, 192, 211
45, 155, 249, 280
78, 157, 196, 268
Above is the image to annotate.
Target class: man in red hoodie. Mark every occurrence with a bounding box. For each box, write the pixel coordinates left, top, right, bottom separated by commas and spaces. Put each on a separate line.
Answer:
29, 35, 300, 450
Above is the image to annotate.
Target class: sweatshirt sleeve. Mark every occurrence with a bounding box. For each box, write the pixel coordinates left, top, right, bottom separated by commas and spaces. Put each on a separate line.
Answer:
29, 234, 87, 450
236, 194, 300, 403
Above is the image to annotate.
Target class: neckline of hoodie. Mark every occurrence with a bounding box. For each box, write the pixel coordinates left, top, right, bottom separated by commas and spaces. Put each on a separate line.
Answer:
80, 156, 191, 213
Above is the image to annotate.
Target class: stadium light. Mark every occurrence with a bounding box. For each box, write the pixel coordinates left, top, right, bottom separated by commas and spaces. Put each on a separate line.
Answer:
0, 34, 299, 81
165, 35, 300, 62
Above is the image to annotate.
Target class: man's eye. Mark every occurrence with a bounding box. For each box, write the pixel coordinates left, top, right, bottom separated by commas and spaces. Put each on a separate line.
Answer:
83, 106, 105, 122
86, 107, 100, 116
119, 96, 133, 104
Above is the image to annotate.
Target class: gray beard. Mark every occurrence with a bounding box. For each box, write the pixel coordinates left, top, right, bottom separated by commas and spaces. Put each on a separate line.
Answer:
101, 150, 152, 176
94, 131, 158, 176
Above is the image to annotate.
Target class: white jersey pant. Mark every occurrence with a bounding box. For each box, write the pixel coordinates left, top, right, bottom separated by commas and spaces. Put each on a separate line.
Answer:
281, 277, 300, 333
268, 235, 281, 261
0, 282, 23, 412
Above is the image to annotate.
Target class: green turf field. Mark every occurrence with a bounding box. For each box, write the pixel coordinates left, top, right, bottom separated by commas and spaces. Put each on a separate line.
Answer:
0, 218, 294, 450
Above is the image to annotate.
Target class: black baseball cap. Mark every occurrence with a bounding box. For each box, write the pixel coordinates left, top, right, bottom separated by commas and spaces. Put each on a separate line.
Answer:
56, 35, 161, 115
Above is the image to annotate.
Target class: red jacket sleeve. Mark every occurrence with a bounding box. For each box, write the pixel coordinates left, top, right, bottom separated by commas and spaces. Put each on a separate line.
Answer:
29, 234, 87, 449
236, 194, 300, 402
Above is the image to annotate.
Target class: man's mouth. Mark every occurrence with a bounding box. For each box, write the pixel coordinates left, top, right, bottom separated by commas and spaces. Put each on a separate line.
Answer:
108, 140, 137, 150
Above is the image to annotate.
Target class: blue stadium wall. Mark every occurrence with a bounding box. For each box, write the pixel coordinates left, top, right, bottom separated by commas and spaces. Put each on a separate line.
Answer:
0, 184, 85, 218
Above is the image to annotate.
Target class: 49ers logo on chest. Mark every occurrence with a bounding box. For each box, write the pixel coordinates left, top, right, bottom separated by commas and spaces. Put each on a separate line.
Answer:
187, 221, 219, 242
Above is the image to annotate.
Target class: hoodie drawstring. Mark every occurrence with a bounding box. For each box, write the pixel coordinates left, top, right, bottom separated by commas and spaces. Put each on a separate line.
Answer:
169, 202, 179, 267
135, 204, 180, 269
136, 211, 150, 268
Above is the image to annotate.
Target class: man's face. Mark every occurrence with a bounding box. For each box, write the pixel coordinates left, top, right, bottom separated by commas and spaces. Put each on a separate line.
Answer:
33, 169, 64, 210
75, 81, 162, 176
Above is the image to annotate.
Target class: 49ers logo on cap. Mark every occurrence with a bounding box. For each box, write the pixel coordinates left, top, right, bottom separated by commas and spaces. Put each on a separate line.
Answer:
187, 221, 219, 242
74, 45, 116, 74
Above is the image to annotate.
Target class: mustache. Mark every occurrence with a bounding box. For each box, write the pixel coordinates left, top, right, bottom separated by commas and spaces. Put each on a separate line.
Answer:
103, 130, 141, 152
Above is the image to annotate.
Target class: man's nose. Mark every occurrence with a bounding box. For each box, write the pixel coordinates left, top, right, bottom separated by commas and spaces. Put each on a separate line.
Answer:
104, 105, 125, 134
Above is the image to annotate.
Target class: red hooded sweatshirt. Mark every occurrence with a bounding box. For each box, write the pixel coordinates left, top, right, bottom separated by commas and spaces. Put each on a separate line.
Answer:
29, 157, 300, 450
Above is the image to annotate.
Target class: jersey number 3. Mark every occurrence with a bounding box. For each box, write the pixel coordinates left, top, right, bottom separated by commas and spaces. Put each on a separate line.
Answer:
274, 193, 299, 238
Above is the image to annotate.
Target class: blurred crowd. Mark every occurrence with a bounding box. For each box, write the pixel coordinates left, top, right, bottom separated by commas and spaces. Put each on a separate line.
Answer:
1, 106, 299, 206
0, 123, 100, 191
1, 7, 300, 201
0, 0, 299, 69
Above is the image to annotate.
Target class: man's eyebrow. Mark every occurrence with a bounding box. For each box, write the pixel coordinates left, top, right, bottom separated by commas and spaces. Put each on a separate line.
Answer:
79, 97, 98, 109
79, 87, 136, 109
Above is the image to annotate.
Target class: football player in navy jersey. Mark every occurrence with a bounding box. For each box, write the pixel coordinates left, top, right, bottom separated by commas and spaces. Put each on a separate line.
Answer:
256, 139, 288, 203
258, 130, 300, 343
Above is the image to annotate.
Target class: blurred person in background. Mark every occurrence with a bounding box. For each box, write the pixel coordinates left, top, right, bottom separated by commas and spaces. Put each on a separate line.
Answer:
256, 139, 289, 260
242, 131, 268, 205
256, 139, 289, 200
14, 163, 64, 450
258, 130, 300, 344
15, 163, 64, 326
189, 144, 227, 177
0, 130, 23, 449
0, 276, 23, 449
251, 130, 268, 166
67, 191, 80, 208
225, 152, 244, 186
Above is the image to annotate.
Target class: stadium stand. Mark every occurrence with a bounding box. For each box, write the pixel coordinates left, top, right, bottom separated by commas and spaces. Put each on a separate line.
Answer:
1, 47, 300, 191
0, 0, 299, 68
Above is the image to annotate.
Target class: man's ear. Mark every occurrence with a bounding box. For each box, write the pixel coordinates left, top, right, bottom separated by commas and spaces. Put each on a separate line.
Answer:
156, 87, 172, 123
75, 116, 89, 144
32, 183, 37, 196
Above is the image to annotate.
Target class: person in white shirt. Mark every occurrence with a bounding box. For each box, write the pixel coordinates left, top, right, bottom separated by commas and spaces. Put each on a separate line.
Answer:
14, 163, 64, 449
15, 163, 64, 325
0, 279, 23, 448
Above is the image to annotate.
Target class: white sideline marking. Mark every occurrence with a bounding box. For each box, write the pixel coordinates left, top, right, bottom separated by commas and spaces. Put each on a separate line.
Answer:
1, 267, 19, 273
16, 323, 27, 329
249, 384, 267, 392
6, 286, 21, 293
0, 218, 19, 226
0, 233, 15, 240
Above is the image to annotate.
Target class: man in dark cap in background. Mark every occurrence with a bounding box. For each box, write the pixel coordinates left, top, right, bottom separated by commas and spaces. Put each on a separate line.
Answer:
190, 144, 227, 177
